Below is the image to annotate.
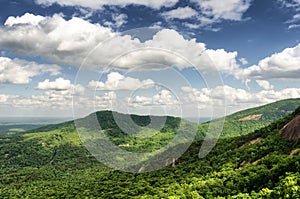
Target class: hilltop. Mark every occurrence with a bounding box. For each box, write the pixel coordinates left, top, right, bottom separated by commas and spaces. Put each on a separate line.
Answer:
27, 111, 185, 153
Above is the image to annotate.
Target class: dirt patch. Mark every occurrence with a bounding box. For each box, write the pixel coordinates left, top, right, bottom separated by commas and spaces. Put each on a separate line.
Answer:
238, 114, 263, 121
240, 160, 250, 167
289, 148, 300, 157
252, 159, 260, 165
240, 137, 263, 149
240, 159, 261, 167
118, 143, 130, 147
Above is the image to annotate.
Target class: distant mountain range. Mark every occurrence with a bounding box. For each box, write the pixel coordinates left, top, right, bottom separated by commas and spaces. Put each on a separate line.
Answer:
0, 117, 72, 135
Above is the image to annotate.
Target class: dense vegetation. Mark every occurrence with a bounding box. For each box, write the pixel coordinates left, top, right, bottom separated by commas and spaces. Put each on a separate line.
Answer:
197, 98, 300, 139
0, 100, 300, 198
28, 111, 188, 153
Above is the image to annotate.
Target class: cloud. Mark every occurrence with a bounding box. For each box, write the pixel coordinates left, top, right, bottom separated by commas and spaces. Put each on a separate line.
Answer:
88, 72, 154, 91
0, 95, 9, 103
191, 0, 252, 25
2, 92, 65, 110
160, 1, 252, 28
106, 29, 239, 73
256, 80, 274, 90
88, 84, 300, 116
0, 13, 240, 74
286, 13, 300, 29
162, 6, 198, 20
38, 78, 72, 90
76, 8, 94, 19
205, 49, 240, 74
34, 0, 178, 9
181, 85, 300, 114
279, 0, 300, 8
0, 57, 61, 84
0, 13, 116, 67
183, 22, 201, 29
293, 13, 300, 19
241, 43, 300, 80
4, 13, 45, 26
288, 13, 300, 23
95, 92, 117, 109
32, 0, 252, 28
280, 0, 300, 28
104, 13, 128, 28
5, 83, 85, 112
128, 90, 179, 107
37, 79, 85, 103
182, 86, 251, 107
288, 24, 300, 29
239, 58, 248, 65
3, 84, 300, 117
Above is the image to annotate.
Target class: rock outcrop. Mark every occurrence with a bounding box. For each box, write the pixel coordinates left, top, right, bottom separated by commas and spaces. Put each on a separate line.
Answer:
280, 115, 300, 141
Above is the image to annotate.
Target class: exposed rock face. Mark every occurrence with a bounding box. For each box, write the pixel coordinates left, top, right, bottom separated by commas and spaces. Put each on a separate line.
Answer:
238, 114, 263, 121
280, 115, 300, 141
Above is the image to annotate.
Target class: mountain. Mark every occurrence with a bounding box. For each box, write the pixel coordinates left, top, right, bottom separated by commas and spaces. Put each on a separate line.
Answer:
197, 98, 300, 139
0, 102, 300, 198
27, 111, 186, 153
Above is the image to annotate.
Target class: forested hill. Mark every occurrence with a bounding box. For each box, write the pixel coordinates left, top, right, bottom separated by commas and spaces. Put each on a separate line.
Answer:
0, 105, 300, 197
197, 98, 300, 139
28, 111, 181, 134
26, 111, 183, 153
27, 98, 300, 141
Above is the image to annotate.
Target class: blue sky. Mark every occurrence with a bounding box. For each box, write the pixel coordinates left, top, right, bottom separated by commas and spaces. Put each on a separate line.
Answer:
0, 0, 299, 119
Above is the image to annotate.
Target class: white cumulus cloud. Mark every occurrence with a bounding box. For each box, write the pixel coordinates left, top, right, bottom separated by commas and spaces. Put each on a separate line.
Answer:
38, 78, 72, 90
37, 78, 85, 96
162, 6, 198, 19
4, 13, 45, 26
88, 72, 154, 91
0, 13, 240, 74
0, 57, 60, 84
242, 43, 300, 80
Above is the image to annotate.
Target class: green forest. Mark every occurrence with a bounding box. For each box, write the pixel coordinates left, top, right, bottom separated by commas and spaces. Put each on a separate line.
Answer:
0, 99, 300, 198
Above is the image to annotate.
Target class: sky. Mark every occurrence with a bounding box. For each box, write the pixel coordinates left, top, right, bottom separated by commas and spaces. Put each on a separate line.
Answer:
0, 0, 300, 120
